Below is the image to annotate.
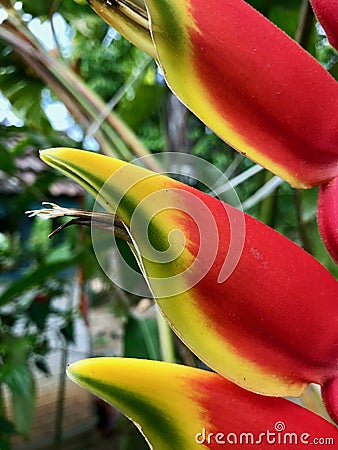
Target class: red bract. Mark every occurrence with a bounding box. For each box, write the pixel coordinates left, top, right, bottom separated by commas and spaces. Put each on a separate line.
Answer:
318, 177, 338, 264
87, 0, 338, 188
41, 148, 338, 423
86, 0, 338, 263
310, 0, 338, 51
68, 358, 338, 450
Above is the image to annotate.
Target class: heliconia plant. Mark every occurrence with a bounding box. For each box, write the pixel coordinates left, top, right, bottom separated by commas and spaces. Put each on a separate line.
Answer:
310, 0, 338, 51
86, 0, 338, 265
67, 358, 338, 449
87, 0, 338, 189
26, 1, 338, 446
39, 147, 338, 424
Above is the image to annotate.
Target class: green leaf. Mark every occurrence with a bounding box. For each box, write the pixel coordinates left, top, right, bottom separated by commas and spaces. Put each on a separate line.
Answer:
20, 0, 50, 17
0, 256, 81, 307
60, 319, 75, 343
34, 357, 50, 376
124, 316, 161, 360
120, 83, 164, 129
2, 364, 35, 437
27, 297, 50, 330
0, 416, 16, 435
0, 144, 15, 176
329, 61, 338, 81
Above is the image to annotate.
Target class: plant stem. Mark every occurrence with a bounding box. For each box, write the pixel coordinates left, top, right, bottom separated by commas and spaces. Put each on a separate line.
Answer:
49, 0, 63, 60
293, 1, 315, 254
259, 171, 279, 227
156, 308, 176, 363
295, 0, 315, 48
53, 343, 69, 450
293, 190, 314, 253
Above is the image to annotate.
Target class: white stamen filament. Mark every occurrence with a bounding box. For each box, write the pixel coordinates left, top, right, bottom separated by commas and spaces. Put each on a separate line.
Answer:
25, 202, 74, 219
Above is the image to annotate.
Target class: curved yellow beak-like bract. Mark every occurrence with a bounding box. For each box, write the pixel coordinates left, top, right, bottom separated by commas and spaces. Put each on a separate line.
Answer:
41, 148, 338, 422
67, 358, 338, 450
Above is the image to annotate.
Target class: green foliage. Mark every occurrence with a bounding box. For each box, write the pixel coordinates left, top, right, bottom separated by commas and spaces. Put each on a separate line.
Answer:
247, 0, 302, 20
0, 258, 78, 307
124, 316, 161, 360
0, 415, 16, 450
0, 99, 85, 446
0, 40, 48, 129
72, 21, 136, 99
0, 227, 83, 441
0, 335, 36, 437
0, 145, 15, 176
71, 18, 167, 152
20, 0, 91, 20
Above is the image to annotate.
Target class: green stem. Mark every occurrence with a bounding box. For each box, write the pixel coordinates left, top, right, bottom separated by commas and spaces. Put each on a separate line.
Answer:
293, 190, 314, 253
49, 0, 63, 60
259, 171, 279, 227
156, 309, 176, 363
292, 1, 315, 254
295, 0, 315, 49
53, 343, 69, 450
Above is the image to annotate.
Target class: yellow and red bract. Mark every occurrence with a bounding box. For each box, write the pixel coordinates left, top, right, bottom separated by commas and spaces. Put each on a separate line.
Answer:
310, 0, 338, 51
88, 0, 338, 188
67, 358, 338, 450
41, 148, 338, 417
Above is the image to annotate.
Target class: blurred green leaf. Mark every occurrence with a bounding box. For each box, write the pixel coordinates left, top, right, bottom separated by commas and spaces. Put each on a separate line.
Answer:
329, 61, 338, 80
33, 356, 50, 376
2, 364, 35, 437
27, 296, 50, 330
0, 416, 15, 450
60, 319, 75, 343
0, 416, 15, 435
124, 316, 161, 360
0, 144, 15, 175
121, 84, 163, 127
20, 0, 50, 17
0, 256, 81, 307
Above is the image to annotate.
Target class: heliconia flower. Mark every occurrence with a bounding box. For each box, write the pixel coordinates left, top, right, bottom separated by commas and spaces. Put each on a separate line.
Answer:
40, 147, 338, 423
67, 358, 338, 449
310, 0, 338, 51
318, 177, 338, 264
87, 0, 338, 189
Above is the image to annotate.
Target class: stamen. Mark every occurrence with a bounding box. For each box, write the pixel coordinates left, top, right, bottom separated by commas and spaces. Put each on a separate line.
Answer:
25, 202, 131, 242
